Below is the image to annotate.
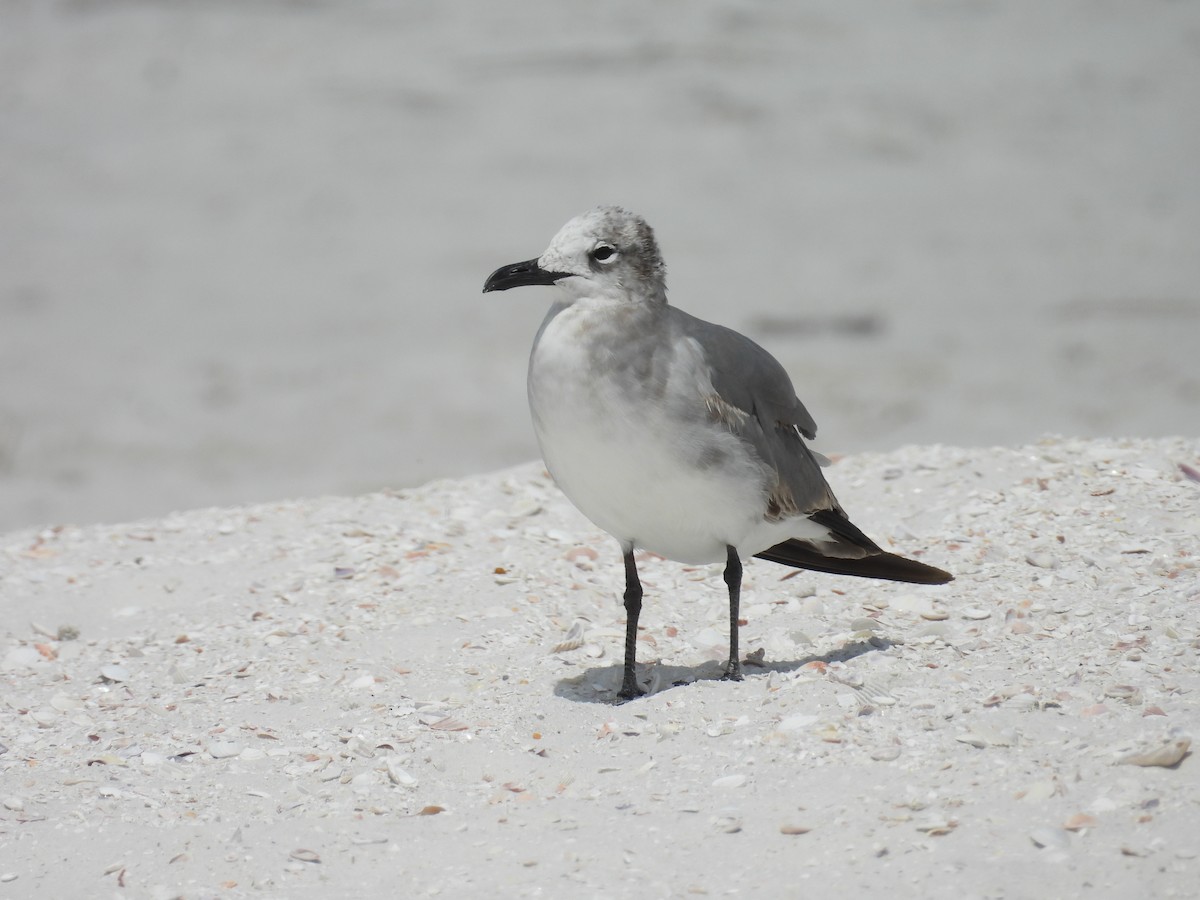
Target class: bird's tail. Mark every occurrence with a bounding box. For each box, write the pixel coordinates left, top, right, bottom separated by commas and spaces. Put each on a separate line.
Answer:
754, 538, 953, 585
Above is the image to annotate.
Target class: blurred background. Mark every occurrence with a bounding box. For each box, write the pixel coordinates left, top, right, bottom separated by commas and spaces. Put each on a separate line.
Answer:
2, 0, 1198, 532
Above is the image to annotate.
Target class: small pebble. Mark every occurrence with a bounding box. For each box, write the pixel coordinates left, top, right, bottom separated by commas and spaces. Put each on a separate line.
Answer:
207, 741, 243, 759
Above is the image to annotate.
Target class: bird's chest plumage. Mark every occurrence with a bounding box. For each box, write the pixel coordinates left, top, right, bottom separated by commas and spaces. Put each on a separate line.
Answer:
527, 303, 768, 563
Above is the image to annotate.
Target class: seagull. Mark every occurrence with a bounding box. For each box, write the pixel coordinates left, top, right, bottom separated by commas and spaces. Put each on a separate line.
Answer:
483, 206, 952, 700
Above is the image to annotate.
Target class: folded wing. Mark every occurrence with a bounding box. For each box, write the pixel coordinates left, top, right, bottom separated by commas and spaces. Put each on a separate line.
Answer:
678, 309, 952, 586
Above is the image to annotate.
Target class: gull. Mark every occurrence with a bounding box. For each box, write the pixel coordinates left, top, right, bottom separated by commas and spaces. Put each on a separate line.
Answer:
483, 206, 952, 700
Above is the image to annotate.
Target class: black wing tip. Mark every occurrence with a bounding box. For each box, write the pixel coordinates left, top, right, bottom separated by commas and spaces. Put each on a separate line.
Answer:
902, 559, 954, 585
755, 539, 953, 585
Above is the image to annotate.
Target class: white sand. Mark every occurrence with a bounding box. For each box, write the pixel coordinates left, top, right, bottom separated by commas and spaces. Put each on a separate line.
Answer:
2, 437, 1197, 898
3, 2, 1199, 532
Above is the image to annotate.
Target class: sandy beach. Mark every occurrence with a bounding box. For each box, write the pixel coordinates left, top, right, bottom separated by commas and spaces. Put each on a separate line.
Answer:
2, 436, 1198, 898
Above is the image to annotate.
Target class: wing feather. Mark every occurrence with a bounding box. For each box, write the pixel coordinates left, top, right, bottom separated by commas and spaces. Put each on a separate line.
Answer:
677, 309, 838, 520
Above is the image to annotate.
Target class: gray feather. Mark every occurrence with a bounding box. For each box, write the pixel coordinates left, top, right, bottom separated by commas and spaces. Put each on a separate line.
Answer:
672, 307, 839, 521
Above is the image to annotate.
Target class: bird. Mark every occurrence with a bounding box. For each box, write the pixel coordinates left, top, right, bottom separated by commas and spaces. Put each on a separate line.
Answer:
483, 206, 952, 700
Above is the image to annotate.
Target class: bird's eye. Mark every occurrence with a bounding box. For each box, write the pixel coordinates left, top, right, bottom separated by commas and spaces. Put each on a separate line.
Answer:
591, 244, 617, 263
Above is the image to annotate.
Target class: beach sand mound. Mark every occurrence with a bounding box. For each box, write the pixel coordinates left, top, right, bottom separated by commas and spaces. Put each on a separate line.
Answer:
2, 437, 1197, 898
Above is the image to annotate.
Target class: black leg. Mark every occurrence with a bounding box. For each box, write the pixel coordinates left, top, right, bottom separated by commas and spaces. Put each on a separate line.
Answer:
722, 545, 743, 681
618, 550, 645, 700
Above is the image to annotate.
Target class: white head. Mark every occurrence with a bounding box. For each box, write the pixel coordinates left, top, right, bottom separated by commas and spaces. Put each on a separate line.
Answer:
483, 206, 667, 305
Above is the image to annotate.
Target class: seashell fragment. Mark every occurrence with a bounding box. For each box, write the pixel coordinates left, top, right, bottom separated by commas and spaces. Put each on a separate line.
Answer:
1118, 737, 1190, 768
849, 617, 881, 632
427, 715, 469, 732
780, 824, 811, 835
1025, 552, 1059, 570
1063, 813, 1097, 832
914, 816, 956, 836
711, 814, 742, 833
207, 741, 243, 759
1104, 684, 1142, 703
509, 498, 542, 518
1030, 827, 1070, 851
552, 620, 587, 653
816, 725, 842, 743
1019, 780, 1056, 803
50, 693, 82, 712
99, 664, 130, 683
385, 756, 418, 788
778, 713, 819, 732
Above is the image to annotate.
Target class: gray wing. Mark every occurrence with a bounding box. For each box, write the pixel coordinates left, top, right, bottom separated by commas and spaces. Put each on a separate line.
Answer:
673, 308, 850, 524
674, 308, 953, 583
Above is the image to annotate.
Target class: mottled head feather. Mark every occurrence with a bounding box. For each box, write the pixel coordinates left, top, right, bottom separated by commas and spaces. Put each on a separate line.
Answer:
538, 206, 667, 304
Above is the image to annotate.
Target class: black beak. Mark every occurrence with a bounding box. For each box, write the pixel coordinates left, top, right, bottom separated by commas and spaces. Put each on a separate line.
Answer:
482, 258, 570, 293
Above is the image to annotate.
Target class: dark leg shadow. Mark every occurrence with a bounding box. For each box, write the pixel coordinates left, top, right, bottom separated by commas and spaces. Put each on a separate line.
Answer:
552, 638, 894, 704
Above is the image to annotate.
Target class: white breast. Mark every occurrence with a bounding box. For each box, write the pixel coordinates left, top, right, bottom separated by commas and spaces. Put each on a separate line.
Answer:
527, 302, 775, 564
